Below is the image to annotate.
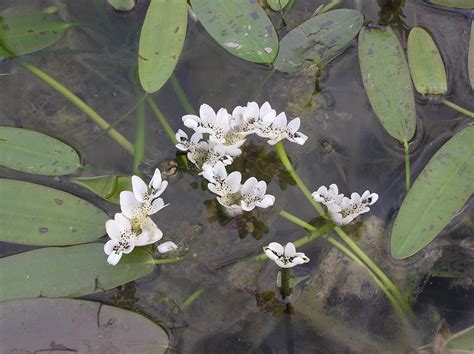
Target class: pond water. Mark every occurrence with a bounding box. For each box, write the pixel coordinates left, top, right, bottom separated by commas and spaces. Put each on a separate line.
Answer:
0, 0, 473, 353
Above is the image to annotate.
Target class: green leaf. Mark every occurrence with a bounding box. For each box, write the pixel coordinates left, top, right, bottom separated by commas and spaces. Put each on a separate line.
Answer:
469, 20, 474, 90
358, 26, 416, 142
0, 244, 155, 301
390, 125, 474, 259
407, 27, 447, 96
190, 0, 278, 63
0, 298, 169, 353
426, 0, 474, 9
108, 0, 135, 11
267, 0, 290, 11
447, 326, 474, 352
430, 247, 474, 278
274, 9, 363, 72
72, 175, 131, 204
138, 0, 188, 93
0, 127, 80, 175
0, 12, 70, 57
0, 179, 108, 246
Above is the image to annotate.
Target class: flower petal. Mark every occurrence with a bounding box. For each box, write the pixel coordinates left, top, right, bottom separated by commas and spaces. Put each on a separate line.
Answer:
266, 242, 284, 257
105, 219, 121, 240
149, 169, 162, 189
104, 239, 116, 255
107, 252, 122, 266
284, 242, 296, 257
158, 241, 178, 253
200, 104, 216, 124
132, 175, 148, 203
120, 191, 141, 218
149, 198, 168, 215
287, 117, 301, 133
226, 171, 242, 194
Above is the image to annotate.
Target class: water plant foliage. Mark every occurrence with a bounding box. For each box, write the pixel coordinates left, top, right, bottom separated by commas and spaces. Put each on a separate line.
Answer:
274, 9, 364, 73
267, 0, 290, 11
73, 175, 132, 204
190, 0, 278, 63
138, 0, 188, 93
391, 125, 474, 259
0, 127, 80, 176
469, 20, 474, 90
0, 298, 169, 353
107, 0, 135, 11
426, 0, 474, 9
358, 26, 416, 143
0, 179, 108, 246
0, 244, 155, 301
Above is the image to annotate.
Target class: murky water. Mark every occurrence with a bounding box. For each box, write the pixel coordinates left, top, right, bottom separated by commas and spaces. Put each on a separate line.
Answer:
1, 0, 473, 353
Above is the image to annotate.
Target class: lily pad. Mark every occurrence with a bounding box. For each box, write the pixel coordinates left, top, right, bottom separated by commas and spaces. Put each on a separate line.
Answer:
0, 243, 155, 301
391, 125, 474, 259
0, 179, 108, 246
190, 0, 278, 63
138, 0, 188, 93
469, 20, 474, 90
0, 12, 70, 57
425, 0, 474, 9
358, 25, 416, 142
274, 9, 364, 72
108, 0, 135, 11
72, 175, 131, 204
267, 0, 290, 11
407, 27, 447, 95
0, 127, 80, 175
0, 298, 169, 353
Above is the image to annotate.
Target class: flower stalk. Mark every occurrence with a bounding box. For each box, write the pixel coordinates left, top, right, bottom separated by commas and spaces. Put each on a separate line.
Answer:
280, 268, 291, 299
441, 99, 474, 119
403, 139, 411, 192
149, 256, 185, 265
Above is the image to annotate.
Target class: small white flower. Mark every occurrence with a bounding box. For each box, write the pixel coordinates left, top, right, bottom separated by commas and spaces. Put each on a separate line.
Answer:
312, 184, 344, 212
257, 112, 308, 145
157, 240, 178, 253
240, 177, 275, 211
263, 242, 310, 268
329, 190, 379, 226
231, 101, 276, 135
182, 103, 232, 144
104, 213, 137, 266
202, 161, 242, 197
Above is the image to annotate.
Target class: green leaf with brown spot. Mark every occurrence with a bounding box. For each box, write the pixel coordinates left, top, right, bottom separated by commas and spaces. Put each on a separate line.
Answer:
0, 127, 80, 176
0, 244, 155, 301
0, 179, 108, 246
274, 9, 363, 72
0, 12, 70, 57
426, 0, 474, 9
407, 27, 447, 96
138, 0, 188, 93
190, 0, 278, 63
358, 26, 416, 142
72, 175, 131, 204
390, 125, 474, 259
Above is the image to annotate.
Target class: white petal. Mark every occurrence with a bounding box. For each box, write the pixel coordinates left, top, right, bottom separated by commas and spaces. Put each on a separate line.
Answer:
266, 242, 284, 256
331, 212, 343, 225
259, 101, 273, 117
264, 247, 279, 261
120, 191, 141, 218
152, 180, 168, 198
200, 104, 216, 124
122, 242, 135, 254
287, 118, 301, 132
114, 213, 131, 232
202, 167, 216, 183
226, 171, 242, 194
273, 112, 287, 128
105, 219, 121, 240
254, 181, 268, 198
284, 242, 297, 257
361, 190, 370, 200
241, 177, 258, 195
104, 239, 116, 255
256, 194, 275, 208
328, 184, 339, 195
245, 101, 259, 119
291, 132, 308, 145
158, 241, 178, 253
132, 175, 148, 203
149, 169, 162, 189
241, 202, 256, 212
149, 198, 168, 215
369, 193, 379, 205
327, 203, 342, 213
214, 161, 228, 179
208, 183, 221, 196
107, 252, 122, 265
351, 192, 361, 204
138, 218, 163, 245
176, 143, 188, 151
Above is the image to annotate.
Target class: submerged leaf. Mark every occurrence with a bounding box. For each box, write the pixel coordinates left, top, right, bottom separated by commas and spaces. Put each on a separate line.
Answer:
190, 0, 278, 63
108, 0, 135, 11
0, 244, 154, 301
447, 326, 474, 351
430, 247, 474, 278
73, 175, 131, 204
0, 127, 80, 175
138, 0, 188, 93
0, 298, 169, 353
407, 27, 447, 96
0, 179, 108, 246
390, 125, 474, 259
0, 12, 70, 57
267, 0, 290, 11
425, 0, 474, 9
274, 9, 363, 72
469, 20, 474, 90
358, 26, 416, 142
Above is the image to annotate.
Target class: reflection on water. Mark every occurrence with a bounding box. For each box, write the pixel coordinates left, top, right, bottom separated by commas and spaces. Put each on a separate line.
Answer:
1, 0, 473, 352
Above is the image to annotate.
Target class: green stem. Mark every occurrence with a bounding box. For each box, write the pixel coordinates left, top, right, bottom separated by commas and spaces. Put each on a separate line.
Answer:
441, 99, 474, 118
149, 256, 185, 265
314, 0, 341, 15
280, 268, 291, 299
275, 141, 327, 217
403, 139, 411, 192
133, 93, 146, 175
170, 74, 195, 115
182, 287, 205, 311
15, 59, 134, 155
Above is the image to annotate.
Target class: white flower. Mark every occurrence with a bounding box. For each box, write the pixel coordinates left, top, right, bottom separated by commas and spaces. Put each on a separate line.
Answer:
240, 177, 275, 211
263, 242, 310, 268
257, 112, 308, 145
182, 104, 232, 144
312, 184, 344, 212
104, 213, 137, 265
231, 101, 276, 135
157, 240, 178, 253
202, 161, 242, 196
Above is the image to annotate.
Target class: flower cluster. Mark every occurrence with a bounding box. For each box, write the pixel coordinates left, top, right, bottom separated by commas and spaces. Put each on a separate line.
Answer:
104, 169, 177, 265
176, 102, 307, 215
263, 242, 309, 268
312, 184, 378, 225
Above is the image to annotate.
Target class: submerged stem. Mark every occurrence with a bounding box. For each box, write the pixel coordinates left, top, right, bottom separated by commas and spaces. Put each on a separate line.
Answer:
403, 139, 411, 192
133, 92, 146, 175
441, 99, 474, 118
170, 74, 195, 115
280, 268, 292, 299
15, 59, 134, 155
182, 287, 205, 311
150, 256, 185, 265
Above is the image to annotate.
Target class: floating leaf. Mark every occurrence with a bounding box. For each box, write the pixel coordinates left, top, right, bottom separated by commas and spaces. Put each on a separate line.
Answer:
0, 244, 155, 301
0, 12, 70, 57
267, 0, 290, 11
0, 127, 80, 175
391, 126, 474, 259
274, 9, 363, 72
0, 179, 108, 246
190, 0, 278, 63
138, 0, 188, 93
72, 175, 131, 204
108, 0, 135, 11
0, 298, 169, 353
447, 326, 474, 352
425, 0, 474, 9
469, 20, 474, 90
358, 26, 416, 142
407, 27, 448, 96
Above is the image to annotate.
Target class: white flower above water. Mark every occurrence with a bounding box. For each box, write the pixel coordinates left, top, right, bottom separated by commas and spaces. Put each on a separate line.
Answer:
104, 213, 137, 265
263, 242, 310, 268
240, 177, 275, 211
257, 112, 308, 145
231, 101, 276, 135
202, 161, 242, 196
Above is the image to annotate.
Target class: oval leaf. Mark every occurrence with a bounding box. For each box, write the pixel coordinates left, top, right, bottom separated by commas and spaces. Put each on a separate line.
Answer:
0, 298, 169, 353
108, 0, 135, 11
274, 9, 363, 72
407, 27, 447, 96
0, 244, 155, 301
0, 179, 108, 246
469, 20, 474, 90
390, 125, 474, 259
72, 175, 132, 204
267, 0, 290, 11
0, 127, 80, 175
358, 26, 416, 142
138, 0, 188, 93
0, 12, 70, 57
426, 0, 474, 9
190, 0, 278, 63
